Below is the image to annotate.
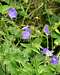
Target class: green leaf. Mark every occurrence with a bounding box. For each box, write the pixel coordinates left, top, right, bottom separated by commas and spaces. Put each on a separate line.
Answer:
55, 64, 60, 73
52, 32, 60, 39
23, 0, 28, 3
20, 10, 27, 17
38, 65, 54, 75
54, 0, 60, 3
54, 38, 60, 45
0, 5, 10, 14
32, 38, 42, 49
52, 32, 60, 45
4, 0, 13, 4
0, 66, 5, 75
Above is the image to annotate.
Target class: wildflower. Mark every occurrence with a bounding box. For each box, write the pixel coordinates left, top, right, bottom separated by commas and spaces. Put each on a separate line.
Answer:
42, 48, 53, 56
22, 26, 31, 33
8, 8, 17, 19
22, 31, 31, 40
22, 26, 31, 40
43, 25, 50, 36
22, 26, 29, 31
51, 55, 59, 64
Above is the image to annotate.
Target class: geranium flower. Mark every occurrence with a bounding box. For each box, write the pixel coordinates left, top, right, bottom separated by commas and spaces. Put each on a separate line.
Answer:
22, 26, 29, 31
22, 26, 31, 33
42, 48, 53, 56
8, 8, 17, 19
22, 31, 31, 40
22, 26, 31, 40
51, 55, 59, 64
43, 25, 50, 36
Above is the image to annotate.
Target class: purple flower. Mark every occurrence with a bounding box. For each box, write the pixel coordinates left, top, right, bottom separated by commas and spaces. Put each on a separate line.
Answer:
22, 26, 31, 40
42, 48, 53, 56
8, 8, 17, 19
51, 55, 59, 64
22, 26, 29, 30
22, 26, 31, 33
22, 31, 31, 40
43, 25, 50, 36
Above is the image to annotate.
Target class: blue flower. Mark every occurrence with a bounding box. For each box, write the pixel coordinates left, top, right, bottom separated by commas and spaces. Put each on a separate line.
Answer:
22, 26, 31, 40
8, 8, 17, 19
42, 48, 53, 56
43, 25, 50, 36
22, 26, 31, 33
22, 26, 29, 30
51, 55, 59, 64
22, 31, 31, 40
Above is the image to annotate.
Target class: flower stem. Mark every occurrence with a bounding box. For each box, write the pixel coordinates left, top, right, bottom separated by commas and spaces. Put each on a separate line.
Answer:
47, 36, 49, 49
5, 64, 6, 75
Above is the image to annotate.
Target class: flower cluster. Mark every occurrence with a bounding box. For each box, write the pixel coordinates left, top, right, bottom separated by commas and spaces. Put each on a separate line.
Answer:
41, 47, 59, 64
8, 8, 31, 40
7, 7, 59, 65
41, 25, 59, 64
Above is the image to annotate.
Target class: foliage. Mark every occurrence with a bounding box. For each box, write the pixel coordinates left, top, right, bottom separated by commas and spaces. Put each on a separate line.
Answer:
0, 0, 60, 75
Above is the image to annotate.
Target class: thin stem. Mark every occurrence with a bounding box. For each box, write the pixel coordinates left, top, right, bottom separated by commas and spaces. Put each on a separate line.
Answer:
5, 64, 6, 75
0, 63, 5, 73
47, 11, 53, 51
47, 35, 49, 49
44, 0, 53, 50
26, 0, 32, 12
28, 3, 43, 18
51, 34, 53, 50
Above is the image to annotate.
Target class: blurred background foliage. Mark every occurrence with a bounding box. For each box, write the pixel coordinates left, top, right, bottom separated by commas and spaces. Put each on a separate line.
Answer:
0, 0, 60, 75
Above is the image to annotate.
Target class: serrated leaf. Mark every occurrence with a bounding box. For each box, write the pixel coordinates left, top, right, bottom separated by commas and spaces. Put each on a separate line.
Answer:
0, 5, 10, 14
